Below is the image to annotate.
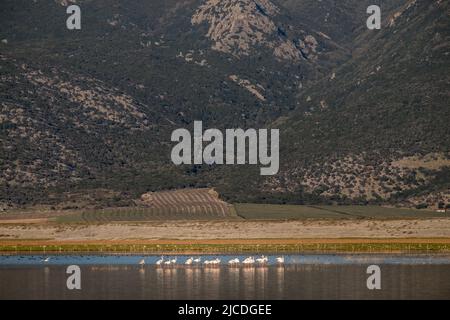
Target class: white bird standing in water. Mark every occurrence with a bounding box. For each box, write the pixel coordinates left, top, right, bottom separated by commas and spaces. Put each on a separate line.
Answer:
185, 257, 194, 265
256, 255, 268, 264
228, 258, 240, 265
276, 256, 285, 264
43, 257, 50, 263
170, 257, 177, 265
164, 258, 172, 265
243, 257, 255, 265
139, 259, 146, 266
203, 258, 220, 266
193, 257, 201, 264
156, 256, 164, 265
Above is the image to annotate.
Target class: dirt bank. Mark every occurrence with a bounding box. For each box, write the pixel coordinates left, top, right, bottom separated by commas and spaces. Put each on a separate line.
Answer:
0, 219, 449, 241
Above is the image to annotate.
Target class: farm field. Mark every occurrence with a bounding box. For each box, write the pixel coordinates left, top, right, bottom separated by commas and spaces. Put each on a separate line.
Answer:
234, 204, 448, 220
56, 188, 238, 222
55, 203, 449, 223
1, 188, 447, 224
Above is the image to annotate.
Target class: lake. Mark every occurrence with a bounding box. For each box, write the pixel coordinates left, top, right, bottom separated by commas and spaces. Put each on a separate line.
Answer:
1, 254, 449, 299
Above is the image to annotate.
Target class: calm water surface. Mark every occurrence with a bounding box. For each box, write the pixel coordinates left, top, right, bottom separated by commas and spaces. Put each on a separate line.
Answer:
1, 254, 449, 299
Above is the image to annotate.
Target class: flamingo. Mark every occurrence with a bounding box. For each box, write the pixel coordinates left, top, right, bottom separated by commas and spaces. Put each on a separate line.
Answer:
139, 259, 145, 266
170, 257, 177, 265
193, 257, 201, 264
256, 255, 268, 264
228, 258, 240, 265
185, 257, 194, 265
242, 257, 255, 265
164, 258, 173, 265
156, 256, 164, 265
276, 256, 285, 264
204, 258, 220, 266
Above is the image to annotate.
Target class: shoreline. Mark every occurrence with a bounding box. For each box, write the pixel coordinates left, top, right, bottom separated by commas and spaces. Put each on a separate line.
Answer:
1, 217, 449, 254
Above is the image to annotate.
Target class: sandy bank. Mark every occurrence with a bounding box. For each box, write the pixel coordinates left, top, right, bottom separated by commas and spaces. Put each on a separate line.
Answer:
0, 219, 450, 241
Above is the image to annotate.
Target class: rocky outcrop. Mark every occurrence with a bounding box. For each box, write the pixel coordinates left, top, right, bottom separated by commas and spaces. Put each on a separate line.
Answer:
192, 0, 309, 61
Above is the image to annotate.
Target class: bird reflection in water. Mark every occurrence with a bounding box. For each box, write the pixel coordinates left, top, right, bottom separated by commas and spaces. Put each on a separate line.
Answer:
155, 265, 179, 299
256, 266, 268, 299
43, 266, 51, 298
228, 264, 240, 292
276, 266, 285, 298
184, 267, 193, 297
241, 266, 256, 299
203, 266, 221, 299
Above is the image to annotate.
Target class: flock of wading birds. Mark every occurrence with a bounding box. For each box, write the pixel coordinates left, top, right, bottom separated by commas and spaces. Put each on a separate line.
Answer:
138, 256, 285, 267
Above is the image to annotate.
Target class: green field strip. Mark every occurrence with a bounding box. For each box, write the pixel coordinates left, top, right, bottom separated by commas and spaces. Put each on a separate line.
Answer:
2, 242, 450, 254
307, 205, 366, 219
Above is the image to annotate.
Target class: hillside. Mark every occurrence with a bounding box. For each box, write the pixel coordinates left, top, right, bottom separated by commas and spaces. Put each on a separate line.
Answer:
0, 0, 449, 210
268, 0, 450, 208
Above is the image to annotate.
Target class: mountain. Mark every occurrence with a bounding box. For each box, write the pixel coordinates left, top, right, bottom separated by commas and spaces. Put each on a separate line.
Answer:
0, 0, 448, 210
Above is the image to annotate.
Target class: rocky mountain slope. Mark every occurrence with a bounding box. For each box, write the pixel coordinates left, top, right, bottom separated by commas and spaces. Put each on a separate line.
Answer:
265, 0, 450, 207
192, 0, 315, 61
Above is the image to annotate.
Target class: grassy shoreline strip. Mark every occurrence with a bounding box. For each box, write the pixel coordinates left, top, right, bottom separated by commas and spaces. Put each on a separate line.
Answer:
1, 242, 450, 254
